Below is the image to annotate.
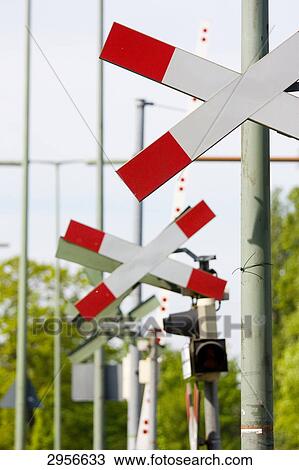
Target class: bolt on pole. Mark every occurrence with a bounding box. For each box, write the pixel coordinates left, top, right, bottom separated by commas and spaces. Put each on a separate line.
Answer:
241, 0, 274, 449
93, 0, 105, 450
15, 0, 31, 450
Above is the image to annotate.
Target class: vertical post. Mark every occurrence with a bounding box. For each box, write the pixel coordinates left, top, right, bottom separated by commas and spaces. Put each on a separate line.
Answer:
134, 99, 154, 257
148, 337, 158, 450
135, 98, 146, 266
15, 0, 31, 450
53, 164, 61, 449
241, 0, 273, 449
127, 99, 145, 450
93, 0, 104, 450
204, 381, 221, 450
198, 298, 221, 450
93, 348, 104, 449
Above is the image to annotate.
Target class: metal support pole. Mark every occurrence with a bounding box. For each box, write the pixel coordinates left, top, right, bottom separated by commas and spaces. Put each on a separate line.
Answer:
127, 99, 152, 449
93, 348, 104, 449
93, 0, 104, 450
197, 297, 221, 450
149, 337, 158, 450
241, 0, 273, 449
135, 99, 146, 263
134, 99, 153, 259
15, 0, 31, 449
127, 100, 145, 449
53, 164, 61, 449
204, 381, 221, 450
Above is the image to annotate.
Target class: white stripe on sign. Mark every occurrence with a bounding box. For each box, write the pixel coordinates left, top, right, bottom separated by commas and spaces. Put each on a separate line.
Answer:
166, 31, 299, 161
96, 230, 192, 288
163, 45, 299, 142
100, 232, 138, 261
105, 222, 187, 297
153, 258, 191, 291
251, 91, 299, 139
94, 227, 194, 288
164, 46, 299, 140
164, 47, 237, 101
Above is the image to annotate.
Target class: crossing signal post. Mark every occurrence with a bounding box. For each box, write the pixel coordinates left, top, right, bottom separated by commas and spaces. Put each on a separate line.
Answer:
163, 298, 227, 449
163, 252, 228, 450
163, 299, 228, 381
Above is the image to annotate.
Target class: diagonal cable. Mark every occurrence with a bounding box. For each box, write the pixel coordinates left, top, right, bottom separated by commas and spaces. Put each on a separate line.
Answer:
26, 358, 68, 427
25, 25, 116, 171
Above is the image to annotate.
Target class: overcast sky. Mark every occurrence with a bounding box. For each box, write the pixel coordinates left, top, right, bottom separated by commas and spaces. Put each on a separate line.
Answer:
1, 0, 299, 359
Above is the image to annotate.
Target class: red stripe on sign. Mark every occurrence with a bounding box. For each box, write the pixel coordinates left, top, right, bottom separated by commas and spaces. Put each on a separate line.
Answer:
64, 220, 105, 253
187, 269, 227, 301
176, 201, 215, 238
75, 283, 116, 320
117, 132, 191, 201
100, 22, 175, 82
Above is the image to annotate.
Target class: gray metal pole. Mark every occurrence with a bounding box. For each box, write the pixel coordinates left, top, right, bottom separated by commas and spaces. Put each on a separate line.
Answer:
135, 99, 146, 261
93, 348, 104, 449
241, 0, 273, 449
200, 298, 221, 450
127, 99, 146, 450
149, 337, 158, 450
134, 99, 154, 256
93, 0, 105, 450
53, 164, 61, 449
15, 0, 31, 449
204, 381, 221, 450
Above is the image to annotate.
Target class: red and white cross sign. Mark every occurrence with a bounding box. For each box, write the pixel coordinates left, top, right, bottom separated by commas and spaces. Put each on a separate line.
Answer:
60, 221, 226, 310
100, 23, 299, 200
63, 201, 226, 319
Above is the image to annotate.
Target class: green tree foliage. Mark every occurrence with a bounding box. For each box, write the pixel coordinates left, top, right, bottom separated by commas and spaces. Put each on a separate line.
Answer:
0, 257, 242, 450
0, 256, 242, 450
271, 188, 299, 449
0, 258, 126, 449
272, 188, 299, 321
157, 349, 189, 450
275, 324, 299, 449
2, 186, 299, 454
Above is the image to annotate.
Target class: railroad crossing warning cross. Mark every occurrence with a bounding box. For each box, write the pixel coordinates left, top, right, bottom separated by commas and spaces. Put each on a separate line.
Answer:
57, 201, 227, 320
56, 220, 226, 311
100, 23, 299, 200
